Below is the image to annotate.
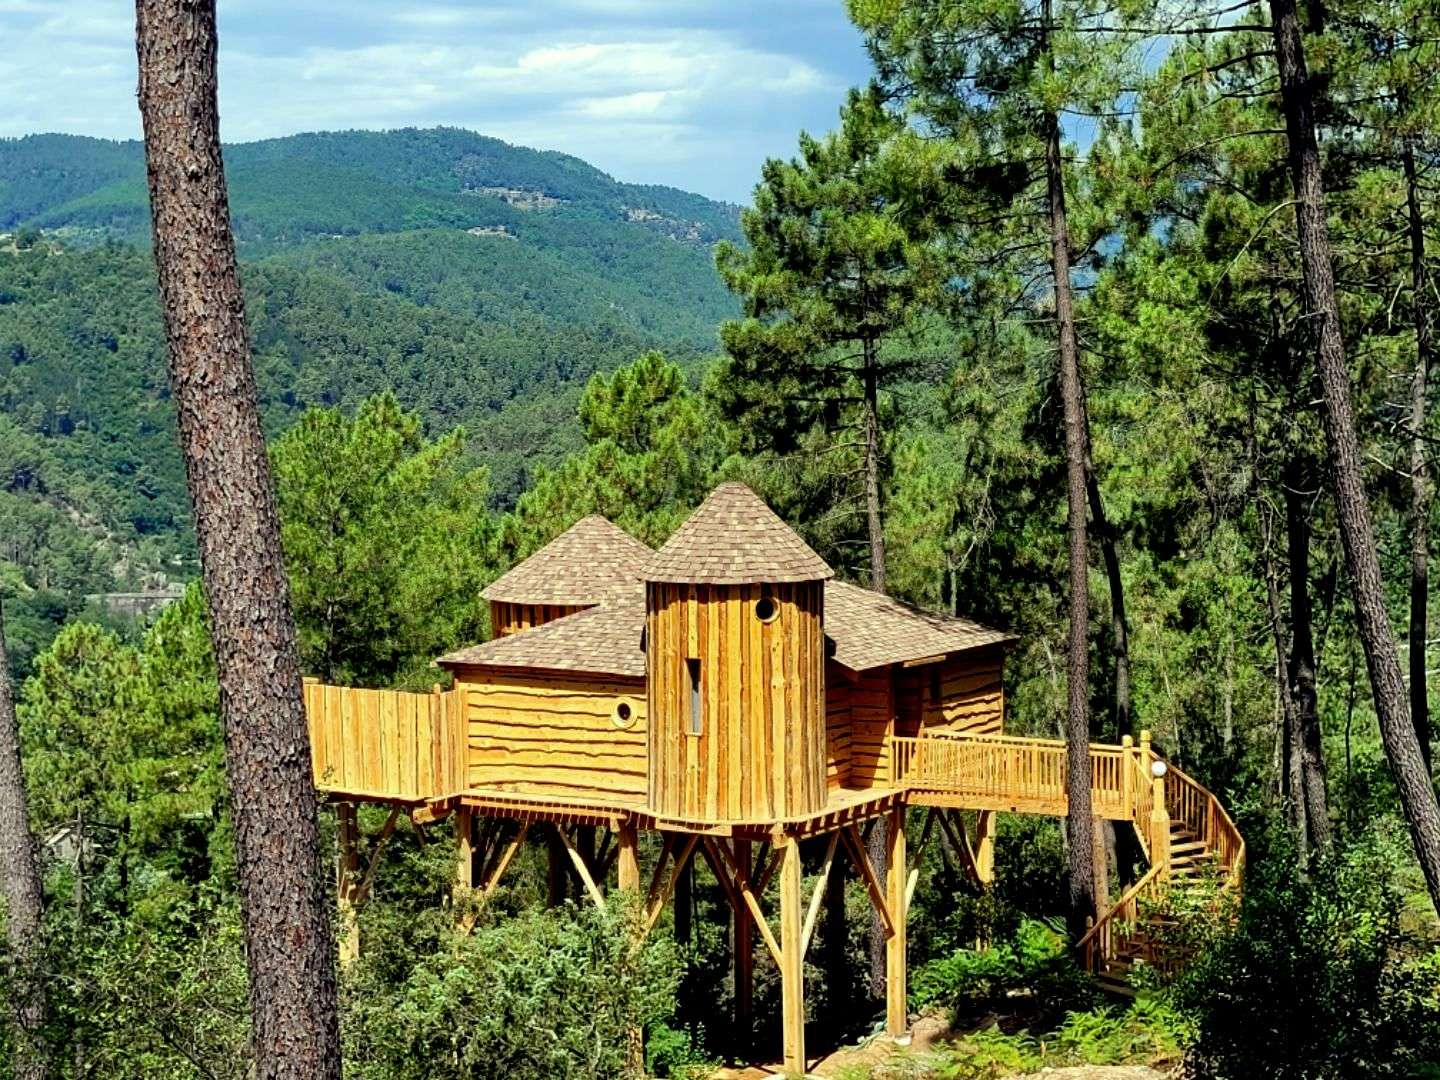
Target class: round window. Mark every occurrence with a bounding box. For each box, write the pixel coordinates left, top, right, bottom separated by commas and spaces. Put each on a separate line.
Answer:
755, 596, 779, 624
612, 700, 637, 729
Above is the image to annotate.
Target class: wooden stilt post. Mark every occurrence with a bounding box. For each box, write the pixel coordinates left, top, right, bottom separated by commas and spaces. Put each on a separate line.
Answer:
734, 838, 754, 1038
1121, 735, 1135, 817
576, 824, 597, 894
617, 822, 640, 893
779, 835, 805, 1077
547, 826, 567, 906
337, 802, 360, 966
974, 810, 995, 885
454, 806, 477, 891
885, 808, 907, 1039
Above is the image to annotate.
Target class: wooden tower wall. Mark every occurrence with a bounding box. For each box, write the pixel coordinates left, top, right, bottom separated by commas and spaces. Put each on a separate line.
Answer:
646, 580, 827, 820
451, 666, 648, 803
488, 600, 588, 639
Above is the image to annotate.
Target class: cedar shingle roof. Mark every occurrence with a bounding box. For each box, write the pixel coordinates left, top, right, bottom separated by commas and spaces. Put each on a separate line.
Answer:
824, 580, 1015, 671
482, 516, 652, 606
643, 482, 833, 585
438, 588, 647, 678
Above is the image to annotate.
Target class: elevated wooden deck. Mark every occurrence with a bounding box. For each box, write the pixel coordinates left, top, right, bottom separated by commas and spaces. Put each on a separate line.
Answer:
304, 681, 1243, 993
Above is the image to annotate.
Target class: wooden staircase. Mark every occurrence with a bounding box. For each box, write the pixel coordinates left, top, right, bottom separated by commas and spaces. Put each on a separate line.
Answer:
1085, 802, 1243, 997
886, 726, 1245, 995
1091, 821, 1228, 997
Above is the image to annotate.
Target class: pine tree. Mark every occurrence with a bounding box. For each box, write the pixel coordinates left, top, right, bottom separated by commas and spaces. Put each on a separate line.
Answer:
715, 86, 957, 592
1267, 0, 1440, 910
134, 1, 341, 1074
850, 0, 1144, 940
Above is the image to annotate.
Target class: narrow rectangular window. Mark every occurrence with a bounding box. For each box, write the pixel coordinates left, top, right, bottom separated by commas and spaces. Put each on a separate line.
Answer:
687, 658, 702, 736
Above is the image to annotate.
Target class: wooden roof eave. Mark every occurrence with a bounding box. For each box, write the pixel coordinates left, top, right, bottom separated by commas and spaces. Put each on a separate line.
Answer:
438, 660, 646, 683
828, 634, 1020, 679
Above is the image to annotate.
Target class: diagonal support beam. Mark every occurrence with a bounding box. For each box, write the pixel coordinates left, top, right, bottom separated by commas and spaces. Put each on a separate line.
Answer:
699, 837, 744, 918
645, 835, 699, 933
710, 835, 783, 965
841, 823, 894, 937
754, 843, 782, 896
558, 825, 607, 911
905, 808, 939, 910
482, 822, 529, 896
645, 834, 676, 910
352, 805, 402, 906
800, 832, 839, 957
937, 809, 980, 886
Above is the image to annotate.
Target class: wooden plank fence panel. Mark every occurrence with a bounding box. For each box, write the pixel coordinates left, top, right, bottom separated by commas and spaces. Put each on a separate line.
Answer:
304, 683, 459, 802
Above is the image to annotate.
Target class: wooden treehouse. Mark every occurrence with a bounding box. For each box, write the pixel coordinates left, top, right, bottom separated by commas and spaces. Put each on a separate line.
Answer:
304, 482, 1244, 1073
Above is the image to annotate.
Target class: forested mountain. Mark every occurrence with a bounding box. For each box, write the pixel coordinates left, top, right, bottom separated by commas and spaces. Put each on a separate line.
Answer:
1, 128, 741, 248
0, 127, 738, 671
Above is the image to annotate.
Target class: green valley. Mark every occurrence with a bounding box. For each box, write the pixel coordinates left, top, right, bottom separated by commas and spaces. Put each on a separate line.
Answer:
0, 126, 739, 672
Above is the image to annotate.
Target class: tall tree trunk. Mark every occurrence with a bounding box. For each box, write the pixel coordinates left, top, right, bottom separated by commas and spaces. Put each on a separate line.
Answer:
1284, 456, 1331, 856
1262, 510, 1307, 853
1045, 101, 1096, 940
134, 4, 341, 1076
1081, 398, 1131, 740
866, 818, 887, 999
1403, 142, 1433, 773
861, 334, 891, 996
0, 603, 47, 1080
1269, 0, 1440, 911
73, 812, 85, 1080
862, 336, 887, 594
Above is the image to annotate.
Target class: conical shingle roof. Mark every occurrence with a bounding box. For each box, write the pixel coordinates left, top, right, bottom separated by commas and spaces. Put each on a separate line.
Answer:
643, 482, 833, 585
482, 516, 652, 605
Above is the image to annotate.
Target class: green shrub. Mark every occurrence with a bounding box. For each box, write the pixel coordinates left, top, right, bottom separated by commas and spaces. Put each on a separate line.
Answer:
910, 917, 1096, 1021
1166, 819, 1440, 1078
343, 896, 685, 1080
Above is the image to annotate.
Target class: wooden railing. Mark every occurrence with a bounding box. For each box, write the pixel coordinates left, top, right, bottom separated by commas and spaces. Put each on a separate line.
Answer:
889, 731, 1130, 820
304, 681, 464, 802
1079, 749, 1245, 977
888, 725, 1244, 982
1165, 765, 1246, 887
1079, 862, 1167, 973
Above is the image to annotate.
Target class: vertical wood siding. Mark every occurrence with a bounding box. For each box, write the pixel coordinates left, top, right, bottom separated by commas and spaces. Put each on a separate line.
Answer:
304, 682, 464, 801
647, 581, 826, 820
489, 601, 588, 638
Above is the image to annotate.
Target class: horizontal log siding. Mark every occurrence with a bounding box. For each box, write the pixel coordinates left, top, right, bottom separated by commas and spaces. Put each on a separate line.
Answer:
824, 660, 853, 790
647, 581, 826, 821
843, 666, 897, 788
488, 601, 588, 638
456, 668, 647, 802
895, 648, 1005, 736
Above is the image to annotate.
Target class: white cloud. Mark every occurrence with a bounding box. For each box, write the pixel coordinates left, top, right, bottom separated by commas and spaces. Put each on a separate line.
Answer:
0, 0, 869, 201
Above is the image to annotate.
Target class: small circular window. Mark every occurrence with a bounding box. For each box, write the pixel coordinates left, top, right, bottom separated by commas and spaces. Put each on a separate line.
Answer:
612, 700, 637, 729
755, 596, 779, 624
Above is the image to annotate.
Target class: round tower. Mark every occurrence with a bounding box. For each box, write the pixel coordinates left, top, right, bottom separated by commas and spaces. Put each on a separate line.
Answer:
643, 483, 831, 821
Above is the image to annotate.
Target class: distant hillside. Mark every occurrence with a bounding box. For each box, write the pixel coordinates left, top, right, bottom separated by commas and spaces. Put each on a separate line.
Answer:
0, 127, 740, 666
0, 128, 742, 248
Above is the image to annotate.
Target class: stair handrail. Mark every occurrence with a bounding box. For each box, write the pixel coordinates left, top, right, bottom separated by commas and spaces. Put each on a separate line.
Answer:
1077, 859, 1166, 971
1162, 761, 1246, 889
1081, 744, 1245, 975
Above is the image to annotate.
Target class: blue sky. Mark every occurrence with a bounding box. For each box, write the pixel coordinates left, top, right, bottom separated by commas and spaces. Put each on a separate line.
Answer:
0, 1, 874, 203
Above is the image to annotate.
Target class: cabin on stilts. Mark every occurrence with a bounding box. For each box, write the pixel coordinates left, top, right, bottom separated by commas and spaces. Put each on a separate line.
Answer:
305, 481, 1244, 1075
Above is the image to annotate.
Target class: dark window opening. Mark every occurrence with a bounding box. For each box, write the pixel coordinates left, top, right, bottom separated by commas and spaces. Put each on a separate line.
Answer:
687, 658, 702, 736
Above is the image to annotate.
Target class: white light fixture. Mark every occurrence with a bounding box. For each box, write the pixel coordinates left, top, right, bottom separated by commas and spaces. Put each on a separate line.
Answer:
1151, 760, 1168, 778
